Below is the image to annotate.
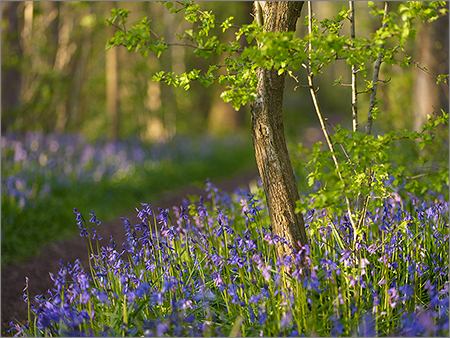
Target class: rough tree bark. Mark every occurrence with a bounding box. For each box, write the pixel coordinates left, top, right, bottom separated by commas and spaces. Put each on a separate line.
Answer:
251, 1, 307, 259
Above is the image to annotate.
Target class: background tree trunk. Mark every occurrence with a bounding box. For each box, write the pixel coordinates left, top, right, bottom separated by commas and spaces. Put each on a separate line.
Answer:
251, 1, 307, 258
1, 1, 23, 133
106, 1, 119, 141
413, 9, 449, 131
54, 2, 76, 134
41, 1, 60, 67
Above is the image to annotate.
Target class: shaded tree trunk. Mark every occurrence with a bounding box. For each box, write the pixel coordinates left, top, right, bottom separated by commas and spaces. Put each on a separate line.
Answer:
41, 1, 60, 66
208, 26, 243, 134
54, 2, 76, 134
208, 93, 242, 134
251, 1, 307, 259
140, 3, 167, 142
1, 1, 23, 133
70, 5, 92, 131
106, 1, 119, 141
413, 8, 449, 131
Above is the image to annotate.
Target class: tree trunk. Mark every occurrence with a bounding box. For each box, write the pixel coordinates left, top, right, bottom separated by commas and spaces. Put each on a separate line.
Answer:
413, 8, 449, 132
54, 2, 75, 134
106, 1, 119, 141
70, 5, 92, 130
251, 1, 307, 258
41, 1, 60, 67
1, 1, 23, 133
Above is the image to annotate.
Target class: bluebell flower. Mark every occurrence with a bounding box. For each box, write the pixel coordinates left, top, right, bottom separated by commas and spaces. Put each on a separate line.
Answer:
22, 277, 29, 304
280, 310, 293, 328
439, 281, 448, 295
197, 196, 209, 221
206, 178, 218, 199
287, 325, 299, 337
258, 306, 268, 326
388, 287, 399, 308
330, 315, 344, 336
150, 292, 164, 306
88, 209, 101, 226
355, 313, 376, 336
96, 291, 109, 304
321, 258, 338, 279
261, 265, 271, 282
91, 227, 103, 241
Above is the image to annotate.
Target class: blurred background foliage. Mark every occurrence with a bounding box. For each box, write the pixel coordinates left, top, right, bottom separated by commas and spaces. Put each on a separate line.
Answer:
1, 1, 448, 265
2, 1, 448, 142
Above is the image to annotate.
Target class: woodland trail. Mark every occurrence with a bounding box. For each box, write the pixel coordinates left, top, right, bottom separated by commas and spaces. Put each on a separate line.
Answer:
1, 170, 259, 334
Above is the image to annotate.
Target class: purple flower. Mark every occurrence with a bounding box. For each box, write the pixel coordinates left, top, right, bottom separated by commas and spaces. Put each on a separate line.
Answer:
439, 281, 448, 295
227, 283, 245, 306
22, 277, 29, 303
88, 209, 101, 226
388, 287, 399, 308
213, 272, 224, 287
206, 178, 218, 199
339, 248, 354, 266
280, 310, 292, 328
261, 265, 271, 282
356, 313, 376, 336
97, 291, 108, 304
249, 294, 261, 304
91, 227, 103, 241
321, 258, 339, 278
330, 315, 344, 336
197, 196, 209, 220
258, 306, 268, 325
156, 323, 168, 336
150, 292, 164, 306
399, 284, 415, 302
248, 305, 256, 323
399, 308, 444, 336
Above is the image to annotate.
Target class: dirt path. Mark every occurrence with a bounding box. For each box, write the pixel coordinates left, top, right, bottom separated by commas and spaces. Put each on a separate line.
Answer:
1, 170, 259, 333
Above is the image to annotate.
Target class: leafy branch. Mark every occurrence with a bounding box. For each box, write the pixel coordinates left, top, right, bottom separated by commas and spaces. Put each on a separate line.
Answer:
106, 1, 448, 245
105, 1, 447, 112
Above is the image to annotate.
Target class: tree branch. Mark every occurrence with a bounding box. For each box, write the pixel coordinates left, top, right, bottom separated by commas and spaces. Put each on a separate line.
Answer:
366, 1, 390, 136
349, 1, 358, 132
175, 1, 242, 29
306, 2, 357, 243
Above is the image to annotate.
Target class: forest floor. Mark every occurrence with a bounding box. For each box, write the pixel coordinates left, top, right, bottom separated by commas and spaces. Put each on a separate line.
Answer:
1, 170, 260, 334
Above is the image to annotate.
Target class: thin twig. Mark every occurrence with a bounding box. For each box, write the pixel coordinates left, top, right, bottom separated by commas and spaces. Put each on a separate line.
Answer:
306, 2, 358, 240
349, 1, 358, 132
411, 60, 449, 87
366, 1, 390, 136
358, 1, 390, 215
308, 2, 312, 54
175, 1, 241, 29
144, 39, 244, 54
398, 171, 441, 180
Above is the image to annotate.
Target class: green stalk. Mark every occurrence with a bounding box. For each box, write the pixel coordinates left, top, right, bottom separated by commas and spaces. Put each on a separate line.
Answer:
88, 300, 94, 331
153, 211, 162, 266
82, 223, 100, 289
25, 278, 31, 328
222, 288, 231, 314
122, 295, 128, 337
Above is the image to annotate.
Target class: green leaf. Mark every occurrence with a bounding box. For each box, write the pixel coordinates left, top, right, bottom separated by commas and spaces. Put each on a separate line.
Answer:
140, 49, 148, 58
308, 175, 315, 187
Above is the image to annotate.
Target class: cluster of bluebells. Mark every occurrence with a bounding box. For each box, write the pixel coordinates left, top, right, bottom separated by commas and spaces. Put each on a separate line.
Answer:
1, 132, 247, 213
9, 181, 449, 336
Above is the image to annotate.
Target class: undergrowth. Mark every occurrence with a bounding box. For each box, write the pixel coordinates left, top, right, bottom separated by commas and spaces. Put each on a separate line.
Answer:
1, 132, 255, 267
